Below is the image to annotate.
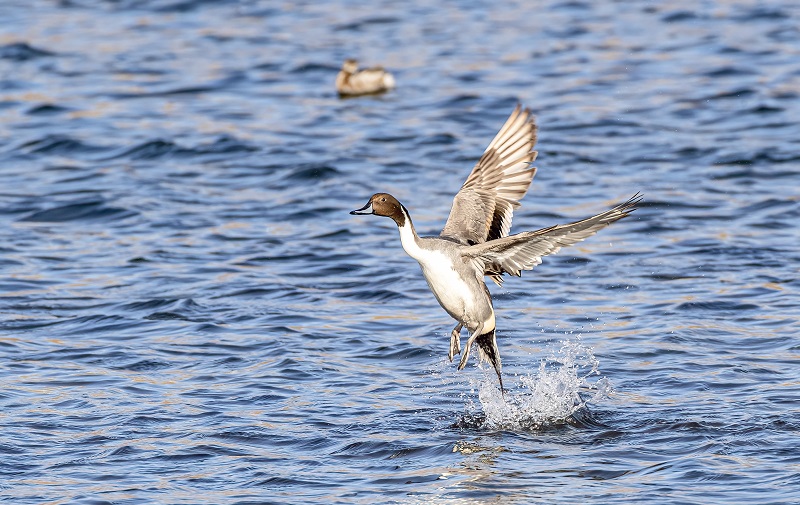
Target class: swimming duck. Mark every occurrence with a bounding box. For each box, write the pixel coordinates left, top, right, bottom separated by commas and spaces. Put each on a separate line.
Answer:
350, 105, 640, 391
336, 59, 395, 97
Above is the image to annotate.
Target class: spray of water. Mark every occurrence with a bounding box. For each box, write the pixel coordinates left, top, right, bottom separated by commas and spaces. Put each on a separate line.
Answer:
463, 338, 612, 430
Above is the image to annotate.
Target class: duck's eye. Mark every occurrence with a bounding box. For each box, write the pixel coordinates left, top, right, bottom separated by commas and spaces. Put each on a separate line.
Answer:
380, 197, 386, 202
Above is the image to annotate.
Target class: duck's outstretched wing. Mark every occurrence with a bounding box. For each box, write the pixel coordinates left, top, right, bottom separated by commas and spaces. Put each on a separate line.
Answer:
462, 194, 642, 286
440, 105, 538, 248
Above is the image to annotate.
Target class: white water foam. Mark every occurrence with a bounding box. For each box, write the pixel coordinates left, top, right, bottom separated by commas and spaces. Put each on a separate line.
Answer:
463, 337, 612, 430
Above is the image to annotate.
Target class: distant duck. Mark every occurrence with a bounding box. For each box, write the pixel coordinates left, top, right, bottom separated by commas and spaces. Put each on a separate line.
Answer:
351, 105, 641, 391
336, 59, 395, 97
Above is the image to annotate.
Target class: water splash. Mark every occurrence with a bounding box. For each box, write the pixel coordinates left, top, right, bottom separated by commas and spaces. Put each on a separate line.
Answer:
464, 338, 612, 430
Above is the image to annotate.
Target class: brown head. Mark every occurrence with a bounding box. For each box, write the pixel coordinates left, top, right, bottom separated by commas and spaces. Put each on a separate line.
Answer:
341, 58, 359, 74
350, 193, 407, 227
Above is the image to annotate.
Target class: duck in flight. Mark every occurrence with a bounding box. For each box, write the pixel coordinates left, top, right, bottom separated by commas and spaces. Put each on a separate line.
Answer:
351, 105, 641, 391
336, 59, 395, 97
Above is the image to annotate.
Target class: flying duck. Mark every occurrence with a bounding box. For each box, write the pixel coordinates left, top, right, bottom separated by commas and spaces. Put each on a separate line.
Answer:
351, 105, 641, 391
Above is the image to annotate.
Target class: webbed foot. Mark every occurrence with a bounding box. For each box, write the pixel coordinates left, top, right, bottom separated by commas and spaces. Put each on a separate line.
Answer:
448, 323, 463, 362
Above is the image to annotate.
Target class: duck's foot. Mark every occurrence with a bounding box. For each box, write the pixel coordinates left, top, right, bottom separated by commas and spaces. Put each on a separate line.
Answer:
448, 323, 463, 362
457, 323, 484, 371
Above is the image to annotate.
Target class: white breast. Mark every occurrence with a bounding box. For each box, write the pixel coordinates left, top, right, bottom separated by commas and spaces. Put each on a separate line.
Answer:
397, 221, 477, 321
418, 250, 474, 319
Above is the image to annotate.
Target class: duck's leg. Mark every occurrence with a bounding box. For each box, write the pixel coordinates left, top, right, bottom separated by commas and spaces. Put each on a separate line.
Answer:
448, 323, 463, 362
457, 322, 484, 371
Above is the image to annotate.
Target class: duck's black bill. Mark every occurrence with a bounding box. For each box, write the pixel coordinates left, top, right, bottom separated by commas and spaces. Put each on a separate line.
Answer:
349, 202, 373, 215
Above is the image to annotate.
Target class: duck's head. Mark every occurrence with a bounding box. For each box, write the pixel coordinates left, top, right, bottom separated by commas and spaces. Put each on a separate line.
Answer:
341, 58, 359, 74
350, 193, 407, 226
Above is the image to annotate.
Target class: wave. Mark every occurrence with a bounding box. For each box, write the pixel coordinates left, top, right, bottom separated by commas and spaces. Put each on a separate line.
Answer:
20, 199, 137, 223
0, 42, 55, 61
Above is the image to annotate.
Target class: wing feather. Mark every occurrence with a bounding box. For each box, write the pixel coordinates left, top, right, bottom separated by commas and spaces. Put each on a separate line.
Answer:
463, 194, 642, 286
440, 105, 538, 252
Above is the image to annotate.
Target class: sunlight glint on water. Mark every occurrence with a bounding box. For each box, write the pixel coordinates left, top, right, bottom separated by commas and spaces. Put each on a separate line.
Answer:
1, 0, 798, 503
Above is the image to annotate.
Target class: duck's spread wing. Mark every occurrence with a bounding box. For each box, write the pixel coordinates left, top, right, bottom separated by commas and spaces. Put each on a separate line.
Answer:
440, 105, 538, 247
462, 194, 642, 286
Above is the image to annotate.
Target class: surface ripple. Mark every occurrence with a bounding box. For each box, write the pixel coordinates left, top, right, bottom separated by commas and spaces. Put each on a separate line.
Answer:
1, 0, 799, 504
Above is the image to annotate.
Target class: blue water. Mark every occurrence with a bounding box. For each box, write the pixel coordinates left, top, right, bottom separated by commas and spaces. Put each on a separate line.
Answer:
1, 1, 799, 503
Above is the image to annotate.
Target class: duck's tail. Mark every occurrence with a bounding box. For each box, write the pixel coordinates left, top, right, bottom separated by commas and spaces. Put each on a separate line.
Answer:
382, 71, 396, 90
475, 329, 504, 393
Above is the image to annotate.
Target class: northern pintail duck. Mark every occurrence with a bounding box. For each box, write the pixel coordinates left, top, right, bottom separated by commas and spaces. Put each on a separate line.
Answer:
351, 105, 641, 391
336, 59, 395, 97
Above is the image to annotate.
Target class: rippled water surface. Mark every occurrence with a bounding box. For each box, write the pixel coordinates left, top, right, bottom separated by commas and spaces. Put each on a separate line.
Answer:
1, 1, 799, 503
